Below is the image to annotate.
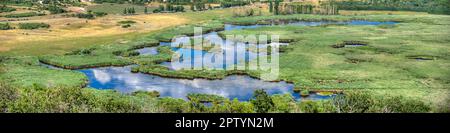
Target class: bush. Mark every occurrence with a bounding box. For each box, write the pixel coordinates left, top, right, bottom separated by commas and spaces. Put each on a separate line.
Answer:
0, 4, 15, 13
157, 97, 187, 113
0, 23, 13, 30
332, 91, 431, 113
297, 100, 336, 113
0, 83, 18, 112
271, 94, 295, 113
18, 23, 50, 29
47, 5, 66, 14
251, 89, 274, 113
76, 13, 95, 19
4, 12, 45, 18
118, 20, 136, 24
121, 24, 131, 28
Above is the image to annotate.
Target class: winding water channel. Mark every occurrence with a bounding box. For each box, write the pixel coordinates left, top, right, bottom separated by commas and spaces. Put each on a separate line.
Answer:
46, 20, 397, 101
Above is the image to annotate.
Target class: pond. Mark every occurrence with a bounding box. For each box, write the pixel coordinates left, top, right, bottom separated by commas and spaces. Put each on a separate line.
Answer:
49, 20, 396, 101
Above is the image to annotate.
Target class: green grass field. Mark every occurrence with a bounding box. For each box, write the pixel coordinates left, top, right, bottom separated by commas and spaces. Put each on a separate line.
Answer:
86, 3, 155, 14
1, 5, 449, 113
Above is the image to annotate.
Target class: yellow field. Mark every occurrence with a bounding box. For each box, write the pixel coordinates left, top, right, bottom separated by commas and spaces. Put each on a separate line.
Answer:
0, 13, 189, 54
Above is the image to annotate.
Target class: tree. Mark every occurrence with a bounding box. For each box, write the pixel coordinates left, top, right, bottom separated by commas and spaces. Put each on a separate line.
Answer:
269, 0, 273, 13
144, 7, 148, 14
251, 89, 274, 113
123, 8, 127, 14
274, 0, 280, 15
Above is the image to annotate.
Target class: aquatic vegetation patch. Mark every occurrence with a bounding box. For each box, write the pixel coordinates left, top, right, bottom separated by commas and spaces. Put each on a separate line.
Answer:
39, 55, 132, 69
187, 93, 226, 103
18, 23, 50, 30
406, 55, 437, 61
332, 40, 368, 48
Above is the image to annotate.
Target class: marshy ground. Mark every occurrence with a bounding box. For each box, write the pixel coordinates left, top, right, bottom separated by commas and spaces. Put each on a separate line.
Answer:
0, 3, 449, 112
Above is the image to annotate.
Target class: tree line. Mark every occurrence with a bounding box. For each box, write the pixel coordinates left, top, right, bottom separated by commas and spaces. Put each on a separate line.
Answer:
335, 0, 450, 15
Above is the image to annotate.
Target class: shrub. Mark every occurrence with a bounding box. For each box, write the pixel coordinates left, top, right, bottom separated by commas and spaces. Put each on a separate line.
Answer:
271, 94, 295, 113
118, 20, 136, 24
76, 13, 95, 19
297, 100, 337, 113
0, 4, 16, 13
47, 5, 66, 14
18, 23, 50, 29
121, 24, 131, 28
0, 23, 13, 30
157, 97, 187, 113
4, 12, 45, 18
218, 98, 254, 113
0, 83, 18, 112
332, 91, 431, 113
251, 89, 274, 113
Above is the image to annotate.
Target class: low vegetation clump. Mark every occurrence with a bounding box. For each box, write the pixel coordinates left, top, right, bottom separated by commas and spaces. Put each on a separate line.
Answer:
75, 13, 95, 19
4, 12, 45, 18
132, 90, 160, 98
46, 5, 66, 14
118, 20, 136, 28
335, 0, 450, 15
18, 23, 50, 29
187, 93, 225, 103
153, 4, 184, 13
251, 89, 275, 113
39, 55, 132, 69
0, 4, 16, 13
220, 0, 250, 8
0, 23, 13, 30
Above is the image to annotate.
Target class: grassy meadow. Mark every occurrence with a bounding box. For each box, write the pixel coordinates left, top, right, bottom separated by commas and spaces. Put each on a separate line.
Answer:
0, 2, 449, 113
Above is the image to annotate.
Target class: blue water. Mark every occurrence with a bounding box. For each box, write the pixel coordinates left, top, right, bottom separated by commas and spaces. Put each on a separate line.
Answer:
136, 47, 158, 55
50, 20, 396, 101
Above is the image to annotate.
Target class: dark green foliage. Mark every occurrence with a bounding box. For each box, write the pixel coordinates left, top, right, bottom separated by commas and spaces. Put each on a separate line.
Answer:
0, 83, 18, 112
271, 94, 295, 113
269, 0, 273, 13
251, 89, 274, 113
94, 0, 148, 5
65, 47, 97, 55
153, 4, 184, 13
297, 100, 337, 113
118, 20, 136, 28
220, 0, 249, 8
76, 13, 95, 19
118, 20, 136, 24
47, 5, 66, 14
4, 12, 45, 18
123, 7, 136, 15
187, 93, 225, 103
335, 0, 450, 15
157, 97, 187, 113
18, 23, 50, 30
332, 91, 431, 113
0, 23, 13, 30
132, 90, 160, 98
274, 0, 280, 15
0, 4, 16, 13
